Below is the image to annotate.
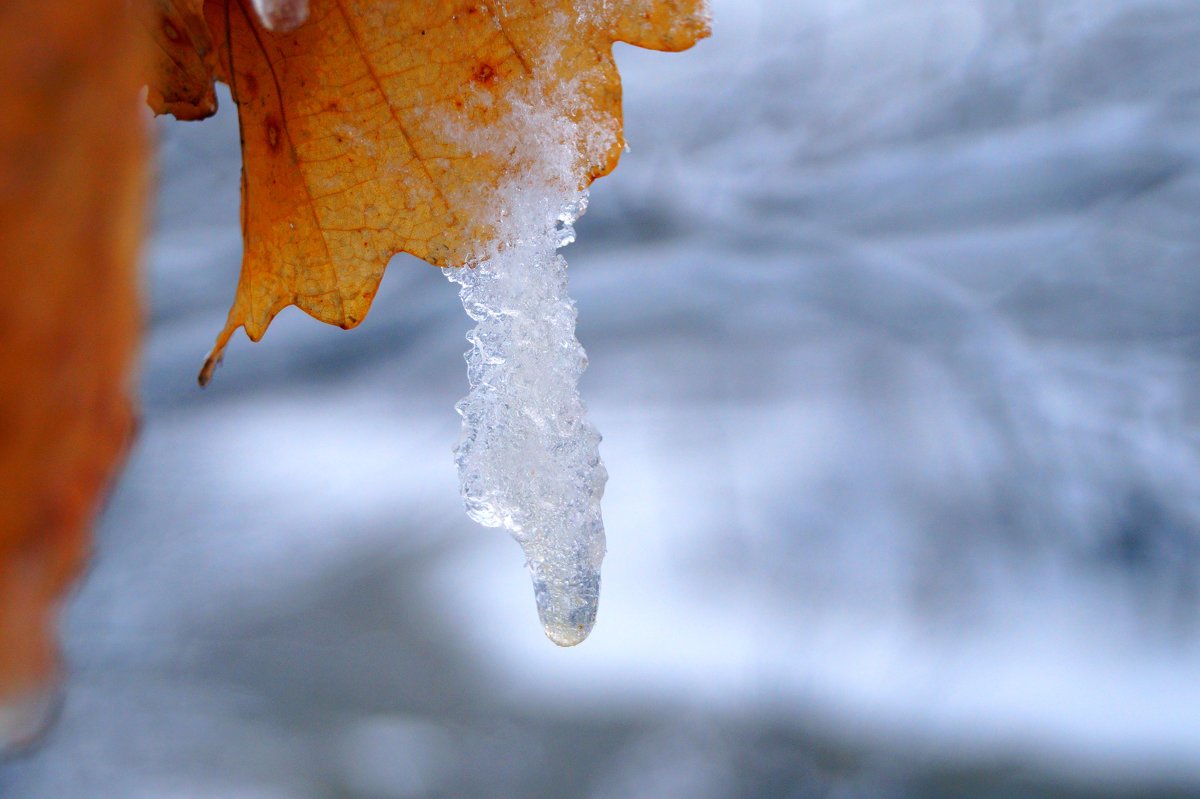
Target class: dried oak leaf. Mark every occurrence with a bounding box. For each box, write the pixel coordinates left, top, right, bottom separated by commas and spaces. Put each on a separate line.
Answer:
146, 0, 710, 384
0, 0, 147, 737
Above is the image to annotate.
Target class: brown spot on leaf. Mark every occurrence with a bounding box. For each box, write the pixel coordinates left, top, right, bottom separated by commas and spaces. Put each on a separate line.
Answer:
241, 71, 258, 99
471, 61, 497, 86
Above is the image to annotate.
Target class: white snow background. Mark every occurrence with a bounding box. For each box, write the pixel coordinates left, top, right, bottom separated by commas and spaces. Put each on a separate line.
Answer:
4, 0, 1200, 796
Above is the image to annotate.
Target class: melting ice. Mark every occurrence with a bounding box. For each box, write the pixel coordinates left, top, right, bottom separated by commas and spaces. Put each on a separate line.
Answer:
447, 195, 607, 647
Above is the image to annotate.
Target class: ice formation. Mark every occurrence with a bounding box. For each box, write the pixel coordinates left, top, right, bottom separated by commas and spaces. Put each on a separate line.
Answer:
251, 0, 308, 31
436, 14, 628, 647
447, 193, 607, 647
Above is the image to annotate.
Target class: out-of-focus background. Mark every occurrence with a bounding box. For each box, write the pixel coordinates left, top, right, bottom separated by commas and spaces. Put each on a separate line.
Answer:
4, 0, 1200, 795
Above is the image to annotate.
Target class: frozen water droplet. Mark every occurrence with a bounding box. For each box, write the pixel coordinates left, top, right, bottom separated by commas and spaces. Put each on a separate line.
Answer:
553, 220, 576, 249
552, 195, 588, 249
532, 559, 601, 647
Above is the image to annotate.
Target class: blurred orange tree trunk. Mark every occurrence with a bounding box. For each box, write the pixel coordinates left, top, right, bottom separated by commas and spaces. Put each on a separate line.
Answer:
0, 0, 148, 734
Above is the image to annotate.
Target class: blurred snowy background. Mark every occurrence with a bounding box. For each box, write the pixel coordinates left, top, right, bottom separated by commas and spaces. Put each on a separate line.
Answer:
4, 0, 1200, 796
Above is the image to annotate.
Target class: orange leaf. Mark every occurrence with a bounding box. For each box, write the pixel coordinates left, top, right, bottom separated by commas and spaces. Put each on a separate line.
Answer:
144, 0, 219, 120
150, 0, 710, 383
0, 0, 148, 738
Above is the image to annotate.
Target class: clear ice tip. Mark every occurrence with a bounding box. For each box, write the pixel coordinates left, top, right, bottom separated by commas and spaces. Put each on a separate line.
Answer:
532, 566, 600, 647
544, 624, 592, 647
539, 606, 596, 647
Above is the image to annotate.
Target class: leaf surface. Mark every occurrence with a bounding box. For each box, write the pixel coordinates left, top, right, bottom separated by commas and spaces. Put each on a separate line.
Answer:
148, 0, 710, 382
145, 0, 219, 119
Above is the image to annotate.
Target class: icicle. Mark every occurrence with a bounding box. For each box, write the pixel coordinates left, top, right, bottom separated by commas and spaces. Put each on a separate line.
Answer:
447, 194, 607, 647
